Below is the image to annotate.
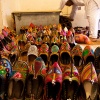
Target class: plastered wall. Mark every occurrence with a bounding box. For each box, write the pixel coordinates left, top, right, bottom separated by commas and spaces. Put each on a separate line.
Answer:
71, 6, 89, 27
19, 0, 62, 11
1, 0, 20, 29
0, 0, 3, 32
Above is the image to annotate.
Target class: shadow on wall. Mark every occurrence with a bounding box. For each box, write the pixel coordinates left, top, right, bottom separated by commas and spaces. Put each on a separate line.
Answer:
6, 15, 15, 29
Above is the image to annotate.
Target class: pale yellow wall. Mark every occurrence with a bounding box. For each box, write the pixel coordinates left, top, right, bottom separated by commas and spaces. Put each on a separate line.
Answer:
1, 0, 20, 28
18, 0, 62, 11
0, 0, 3, 32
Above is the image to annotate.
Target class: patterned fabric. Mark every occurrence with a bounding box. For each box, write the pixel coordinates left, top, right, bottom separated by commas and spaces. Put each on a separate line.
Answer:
51, 45, 59, 53
2, 29, 8, 37
27, 45, 38, 73
18, 34, 27, 43
94, 47, 100, 71
0, 58, 12, 99
27, 27, 32, 33
45, 62, 62, 84
42, 36, 50, 44
44, 62, 62, 99
60, 42, 70, 52
35, 37, 42, 45
33, 57, 46, 78
50, 45, 59, 64
18, 34, 27, 52
12, 60, 28, 79
81, 62, 98, 83
82, 45, 94, 63
71, 44, 83, 58
0, 58, 12, 78
39, 43, 49, 55
39, 44, 49, 68
71, 44, 83, 73
94, 46, 100, 57
27, 33, 35, 43
60, 35, 67, 43
27, 45, 38, 57
29, 23, 35, 28
51, 36, 59, 44
3, 27, 11, 35
60, 42, 71, 71
57, 24, 62, 33
63, 65, 80, 84
20, 42, 31, 55
0, 34, 16, 52
66, 30, 72, 37
60, 30, 66, 36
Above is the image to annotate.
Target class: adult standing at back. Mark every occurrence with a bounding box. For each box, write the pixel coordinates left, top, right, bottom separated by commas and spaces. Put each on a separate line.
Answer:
68, 0, 100, 41
83, 0, 100, 41
69, 0, 84, 20
60, 0, 84, 20
60, 0, 100, 41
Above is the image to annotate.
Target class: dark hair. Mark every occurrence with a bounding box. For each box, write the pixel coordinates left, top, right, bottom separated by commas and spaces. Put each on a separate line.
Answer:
65, 0, 74, 6
59, 16, 72, 30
